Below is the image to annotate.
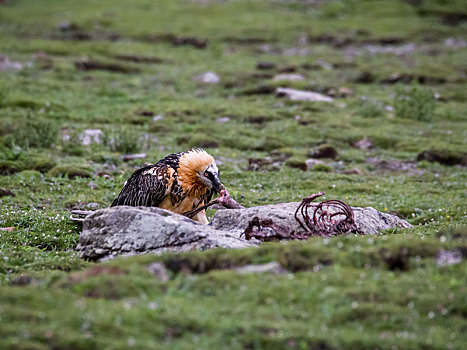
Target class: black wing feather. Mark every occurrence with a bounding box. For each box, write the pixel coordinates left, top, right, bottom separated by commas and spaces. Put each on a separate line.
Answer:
111, 152, 184, 207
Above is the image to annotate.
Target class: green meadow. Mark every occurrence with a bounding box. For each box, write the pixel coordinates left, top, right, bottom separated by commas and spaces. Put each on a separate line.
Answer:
0, 0, 466, 349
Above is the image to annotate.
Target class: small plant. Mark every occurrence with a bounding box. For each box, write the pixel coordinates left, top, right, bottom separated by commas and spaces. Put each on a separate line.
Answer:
394, 84, 436, 121
8, 117, 59, 149
357, 99, 384, 118
104, 127, 140, 154
0, 82, 6, 106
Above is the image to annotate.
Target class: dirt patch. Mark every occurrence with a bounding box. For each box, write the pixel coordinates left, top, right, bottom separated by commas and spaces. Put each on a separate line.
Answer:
380, 247, 411, 271
309, 33, 406, 49
143, 33, 208, 49
309, 145, 338, 159
363, 37, 406, 45
241, 85, 275, 96
247, 115, 274, 124
0, 188, 15, 197
332, 62, 357, 69
68, 265, 126, 283
224, 37, 273, 45
353, 71, 375, 83
301, 63, 322, 70
309, 34, 354, 48
380, 73, 446, 85
10, 275, 36, 286
55, 22, 120, 41
256, 61, 276, 70
0, 161, 21, 175
417, 149, 467, 166
366, 157, 419, 173
248, 151, 290, 171
134, 109, 155, 117
418, 9, 467, 26
75, 59, 140, 73
278, 66, 297, 73
113, 54, 165, 64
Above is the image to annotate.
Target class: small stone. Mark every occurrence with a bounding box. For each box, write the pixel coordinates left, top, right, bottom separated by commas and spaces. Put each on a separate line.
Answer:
0, 55, 23, 71
276, 87, 333, 102
436, 250, 462, 266
343, 167, 363, 175
338, 87, 353, 97
152, 115, 164, 122
233, 262, 287, 275
305, 159, 325, 169
273, 73, 304, 82
88, 182, 97, 190
353, 137, 373, 150
98, 170, 111, 178
79, 129, 103, 146
195, 71, 220, 84
216, 117, 230, 123
146, 262, 169, 282
121, 153, 147, 161
57, 21, 79, 31
61, 127, 71, 142
86, 202, 99, 209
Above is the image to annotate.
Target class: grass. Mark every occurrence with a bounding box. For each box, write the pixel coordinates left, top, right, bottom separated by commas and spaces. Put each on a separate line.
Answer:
0, 0, 466, 349
394, 84, 437, 121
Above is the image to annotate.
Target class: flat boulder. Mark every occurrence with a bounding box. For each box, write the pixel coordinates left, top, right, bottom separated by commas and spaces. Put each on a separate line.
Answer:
76, 206, 255, 261
211, 202, 412, 237
276, 87, 334, 102
76, 202, 412, 261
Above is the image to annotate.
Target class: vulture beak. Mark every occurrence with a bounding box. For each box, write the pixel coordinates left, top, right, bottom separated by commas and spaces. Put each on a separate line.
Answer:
212, 175, 224, 193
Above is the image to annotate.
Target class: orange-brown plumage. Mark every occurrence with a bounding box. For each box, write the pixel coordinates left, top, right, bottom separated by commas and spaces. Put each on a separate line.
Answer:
111, 149, 223, 224
178, 149, 216, 198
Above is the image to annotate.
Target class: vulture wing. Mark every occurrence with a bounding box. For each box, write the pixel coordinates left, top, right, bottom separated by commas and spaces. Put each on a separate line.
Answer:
111, 152, 184, 207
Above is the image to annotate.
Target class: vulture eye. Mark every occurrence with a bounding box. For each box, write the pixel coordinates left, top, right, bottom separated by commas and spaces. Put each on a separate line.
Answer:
204, 171, 209, 177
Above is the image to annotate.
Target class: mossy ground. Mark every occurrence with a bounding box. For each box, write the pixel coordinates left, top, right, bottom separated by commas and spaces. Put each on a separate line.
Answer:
0, 0, 466, 349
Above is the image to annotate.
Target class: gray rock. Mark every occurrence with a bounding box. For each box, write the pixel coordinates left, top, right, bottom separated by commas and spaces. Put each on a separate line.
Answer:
273, 73, 304, 82
216, 117, 230, 123
436, 249, 462, 266
146, 262, 169, 282
233, 262, 287, 275
305, 159, 326, 169
195, 71, 220, 84
79, 129, 103, 146
353, 137, 373, 150
88, 182, 98, 190
276, 88, 333, 102
211, 202, 412, 237
121, 153, 147, 161
76, 201, 412, 261
76, 206, 255, 261
0, 55, 23, 71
